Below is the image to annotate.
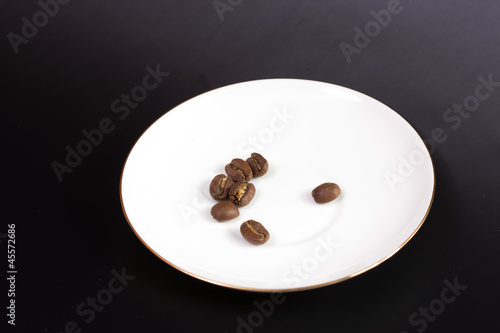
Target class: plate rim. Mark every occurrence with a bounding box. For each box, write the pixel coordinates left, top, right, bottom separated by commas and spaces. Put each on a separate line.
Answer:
119, 78, 436, 292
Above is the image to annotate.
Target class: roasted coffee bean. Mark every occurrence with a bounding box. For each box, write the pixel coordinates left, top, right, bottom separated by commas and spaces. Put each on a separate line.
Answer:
210, 201, 239, 222
312, 183, 341, 203
246, 153, 268, 177
229, 181, 256, 207
240, 220, 270, 245
225, 158, 253, 182
209, 174, 234, 200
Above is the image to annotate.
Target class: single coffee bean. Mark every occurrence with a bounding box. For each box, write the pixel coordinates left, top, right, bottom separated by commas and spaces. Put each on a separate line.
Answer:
240, 220, 270, 245
225, 158, 253, 182
246, 152, 268, 177
312, 183, 341, 203
209, 174, 234, 200
210, 201, 240, 222
229, 181, 256, 207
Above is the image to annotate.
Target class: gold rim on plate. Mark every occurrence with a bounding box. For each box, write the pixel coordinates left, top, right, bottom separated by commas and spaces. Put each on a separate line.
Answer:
119, 79, 436, 292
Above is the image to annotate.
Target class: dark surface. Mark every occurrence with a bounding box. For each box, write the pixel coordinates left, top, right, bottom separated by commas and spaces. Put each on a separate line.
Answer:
2, 1, 499, 332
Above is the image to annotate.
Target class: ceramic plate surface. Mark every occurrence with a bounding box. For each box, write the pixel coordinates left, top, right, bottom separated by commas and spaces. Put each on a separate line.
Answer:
120, 79, 434, 292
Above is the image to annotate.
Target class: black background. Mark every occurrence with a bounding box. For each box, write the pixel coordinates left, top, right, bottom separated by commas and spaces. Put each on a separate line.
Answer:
1, 0, 499, 332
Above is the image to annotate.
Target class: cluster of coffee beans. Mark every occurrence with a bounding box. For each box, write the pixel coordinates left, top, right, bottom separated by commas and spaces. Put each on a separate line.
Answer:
209, 153, 270, 245
208, 153, 342, 245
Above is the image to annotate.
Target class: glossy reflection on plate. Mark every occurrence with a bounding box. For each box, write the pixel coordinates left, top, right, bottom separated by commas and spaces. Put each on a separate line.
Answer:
120, 79, 434, 292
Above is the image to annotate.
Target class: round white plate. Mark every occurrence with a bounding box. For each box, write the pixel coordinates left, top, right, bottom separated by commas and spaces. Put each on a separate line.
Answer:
120, 79, 434, 292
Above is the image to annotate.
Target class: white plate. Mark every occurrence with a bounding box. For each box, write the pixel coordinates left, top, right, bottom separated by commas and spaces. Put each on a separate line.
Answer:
120, 79, 434, 292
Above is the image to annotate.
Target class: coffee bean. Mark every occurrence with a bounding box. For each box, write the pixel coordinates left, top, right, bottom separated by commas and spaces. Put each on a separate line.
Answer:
312, 183, 341, 203
246, 153, 268, 177
240, 220, 270, 245
225, 158, 253, 182
209, 174, 234, 200
210, 201, 240, 222
229, 181, 256, 207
